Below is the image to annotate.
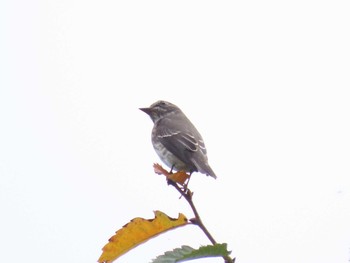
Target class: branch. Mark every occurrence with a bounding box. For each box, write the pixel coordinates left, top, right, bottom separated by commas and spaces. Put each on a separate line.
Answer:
167, 179, 235, 263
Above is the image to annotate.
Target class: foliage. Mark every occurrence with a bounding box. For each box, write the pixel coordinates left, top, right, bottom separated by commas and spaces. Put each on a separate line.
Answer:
98, 211, 188, 263
98, 164, 235, 263
151, 244, 231, 263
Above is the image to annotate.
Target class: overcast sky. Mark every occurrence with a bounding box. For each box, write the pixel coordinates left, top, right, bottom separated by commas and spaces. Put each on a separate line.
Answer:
1, 1, 350, 263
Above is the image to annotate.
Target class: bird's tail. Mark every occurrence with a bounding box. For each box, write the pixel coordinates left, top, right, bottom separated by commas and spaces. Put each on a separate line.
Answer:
192, 159, 217, 179
202, 164, 217, 179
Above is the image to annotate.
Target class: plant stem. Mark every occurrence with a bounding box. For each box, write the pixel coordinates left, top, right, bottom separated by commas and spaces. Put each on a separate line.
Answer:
168, 180, 235, 263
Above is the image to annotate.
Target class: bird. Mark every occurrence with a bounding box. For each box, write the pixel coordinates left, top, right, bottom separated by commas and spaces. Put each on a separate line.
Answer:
140, 100, 217, 179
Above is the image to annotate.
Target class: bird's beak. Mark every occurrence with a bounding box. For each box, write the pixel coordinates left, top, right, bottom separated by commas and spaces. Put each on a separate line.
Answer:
139, 107, 152, 115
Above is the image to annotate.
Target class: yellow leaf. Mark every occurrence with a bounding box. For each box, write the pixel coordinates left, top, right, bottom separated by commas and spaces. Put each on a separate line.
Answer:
153, 163, 171, 177
153, 163, 190, 185
167, 171, 190, 185
98, 211, 188, 263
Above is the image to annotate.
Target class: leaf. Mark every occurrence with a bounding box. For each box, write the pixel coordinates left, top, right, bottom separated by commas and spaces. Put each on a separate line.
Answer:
167, 171, 190, 186
98, 211, 189, 263
153, 163, 190, 185
151, 243, 231, 263
153, 163, 170, 177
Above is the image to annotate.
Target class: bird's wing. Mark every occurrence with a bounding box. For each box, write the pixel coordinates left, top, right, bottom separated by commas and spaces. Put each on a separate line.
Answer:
155, 116, 207, 159
155, 115, 217, 177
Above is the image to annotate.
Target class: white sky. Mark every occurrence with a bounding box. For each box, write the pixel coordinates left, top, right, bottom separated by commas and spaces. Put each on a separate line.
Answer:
1, 1, 350, 263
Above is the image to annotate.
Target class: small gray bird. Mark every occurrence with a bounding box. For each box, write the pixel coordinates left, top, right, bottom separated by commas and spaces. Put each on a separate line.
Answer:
140, 100, 217, 179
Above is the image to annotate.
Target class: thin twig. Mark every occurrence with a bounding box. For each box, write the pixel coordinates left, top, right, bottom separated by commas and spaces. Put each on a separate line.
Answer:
167, 179, 235, 263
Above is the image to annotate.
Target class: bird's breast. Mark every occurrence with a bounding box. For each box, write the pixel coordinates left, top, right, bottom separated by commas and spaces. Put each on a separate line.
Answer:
152, 139, 189, 172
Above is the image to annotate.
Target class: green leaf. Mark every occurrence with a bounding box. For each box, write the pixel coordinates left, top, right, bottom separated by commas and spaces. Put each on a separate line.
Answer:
151, 243, 231, 263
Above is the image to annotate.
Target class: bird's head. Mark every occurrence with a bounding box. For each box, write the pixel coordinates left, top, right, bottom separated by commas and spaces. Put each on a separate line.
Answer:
140, 100, 180, 123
